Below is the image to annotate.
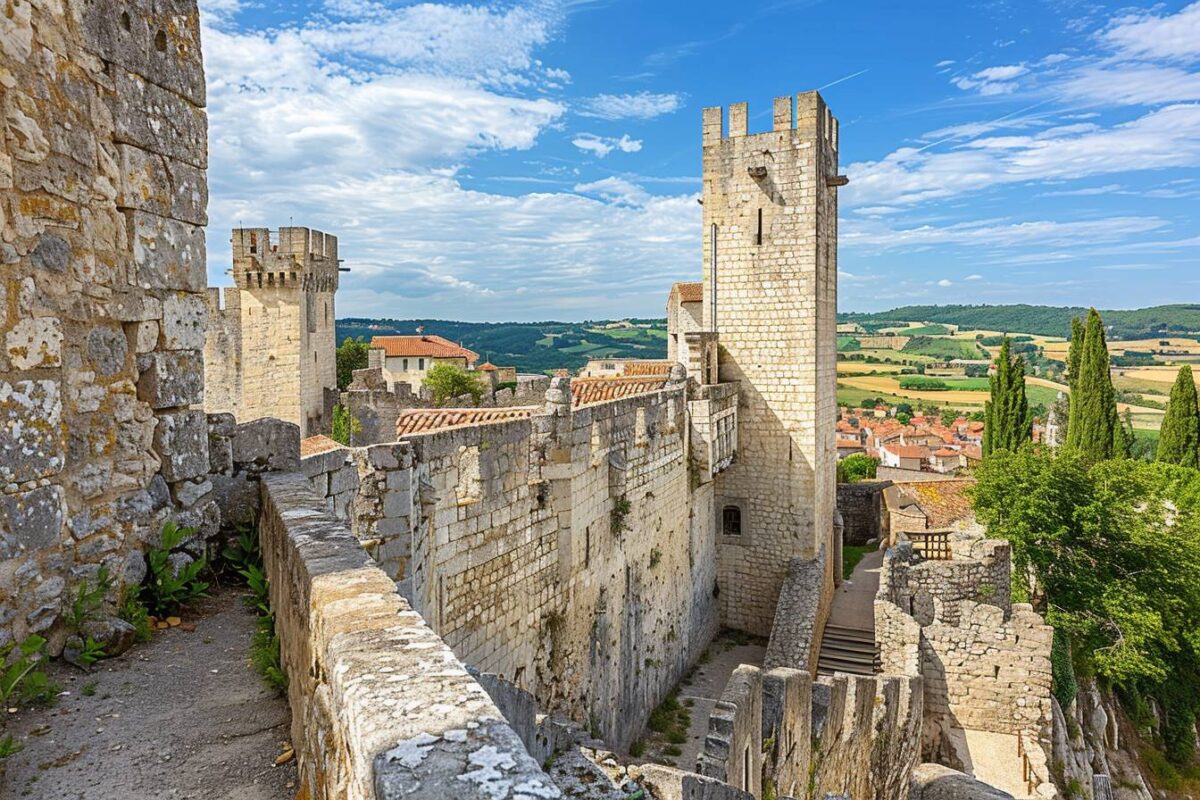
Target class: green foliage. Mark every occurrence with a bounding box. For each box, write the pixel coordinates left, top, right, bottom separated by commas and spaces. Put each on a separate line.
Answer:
611, 497, 631, 535
1051, 629, 1078, 710
843, 545, 872, 580
81, 681, 98, 697
629, 738, 646, 758
983, 338, 1031, 456
974, 448, 1200, 761
1066, 310, 1119, 461
0, 634, 58, 708
119, 591, 153, 643
335, 335, 370, 389
901, 336, 985, 360
1157, 366, 1200, 468
224, 524, 287, 694
0, 735, 22, 758
73, 637, 107, 668
898, 376, 950, 391
837, 454, 878, 483
140, 521, 209, 616
896, 411, 912, 425
837, 336, 861, 352
65, 565, 113, 631
422, 362, 483, 405
330, 403, 361, 446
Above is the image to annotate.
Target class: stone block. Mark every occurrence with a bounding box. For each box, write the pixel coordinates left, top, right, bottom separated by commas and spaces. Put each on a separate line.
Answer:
153, 410, 208, 481
329, 464, 358, 496
232, 418, 300, 472
107, 67, 207, 168
0, 485, 66, 552
0, 379, 64, 484
6, 317, 63, 369
136, 349, 203, 408
116, 144, 207, 225
87, 324, 130, 376
172, 477, 212, 508
159, 292, 206, 350
130, 210, 206, 292
110, 291, 163, 323
29, 232, 71, 272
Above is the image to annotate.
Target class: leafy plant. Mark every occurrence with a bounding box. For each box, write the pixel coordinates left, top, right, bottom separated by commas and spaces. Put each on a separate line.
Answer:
223, 524, 286, 693
119, 591, 153, 643
422, 362, 483, 405
0, 735, 22, 758
0, 635, 58, 708
65, 566, 113, 631
140, 522, 208, 616
610, 497, 631, 535
81, 681, 98, 697
73, 637, 106, 669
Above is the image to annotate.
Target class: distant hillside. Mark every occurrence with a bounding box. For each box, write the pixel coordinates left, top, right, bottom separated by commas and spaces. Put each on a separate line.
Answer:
839, 304, 1200, 340
337, 318, 668, 375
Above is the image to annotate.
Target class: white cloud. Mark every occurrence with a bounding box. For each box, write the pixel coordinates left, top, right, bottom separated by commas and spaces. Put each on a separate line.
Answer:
571, 133, 643, 158
1100, 2, 1200, 62
937, 279, 953, 287
965, 274, 983, 281
951, 64, 1028, 95
843, 216, 1169, 254
935, 59, 955, 68
577, 92, 685, 120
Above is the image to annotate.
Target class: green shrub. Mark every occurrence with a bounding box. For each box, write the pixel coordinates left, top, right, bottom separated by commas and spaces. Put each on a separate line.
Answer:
0, 735, 22, 758
119, 592, 153, 643
837, 454, 878, 483
140, 521, 209, 616
0, 635, 58, 708
65, 566, 113, 631
1051, 629, 1078, 710
898, 376, 949, 391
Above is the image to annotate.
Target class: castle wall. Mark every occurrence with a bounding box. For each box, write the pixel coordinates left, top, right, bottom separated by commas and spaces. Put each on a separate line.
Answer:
0, 0, 214, 647
703, 93, 840, 635
879, 539, 1012, 626
837, 480, 891, 546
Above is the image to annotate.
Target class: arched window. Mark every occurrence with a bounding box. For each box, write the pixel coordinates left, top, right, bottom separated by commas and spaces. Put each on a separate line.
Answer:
722, 505, 742, 536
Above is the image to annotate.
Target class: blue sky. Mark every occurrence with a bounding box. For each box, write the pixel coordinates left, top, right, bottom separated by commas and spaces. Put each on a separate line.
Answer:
200, 0, 1200, 320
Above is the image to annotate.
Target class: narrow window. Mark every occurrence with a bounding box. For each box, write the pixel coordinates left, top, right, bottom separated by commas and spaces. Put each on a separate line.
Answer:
402, 358, 409, 371
585, 526, 591, 568
755, 208, 763, 245
419, 358, 426, 370
722, 506, 742, 536
249, 231, 257, 254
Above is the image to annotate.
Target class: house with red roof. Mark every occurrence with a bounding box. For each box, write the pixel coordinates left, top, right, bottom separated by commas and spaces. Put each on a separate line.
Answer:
881, 443, 929, 471
370, 334, 479, 389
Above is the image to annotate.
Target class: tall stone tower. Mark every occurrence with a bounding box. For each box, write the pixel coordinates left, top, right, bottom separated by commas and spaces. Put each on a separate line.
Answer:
702, 92, 841, 635
204, 227, 340, 436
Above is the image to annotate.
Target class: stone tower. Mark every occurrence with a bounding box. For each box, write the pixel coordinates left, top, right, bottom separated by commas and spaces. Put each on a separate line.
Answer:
204, 227, 340, 436
702, 92, 841, 635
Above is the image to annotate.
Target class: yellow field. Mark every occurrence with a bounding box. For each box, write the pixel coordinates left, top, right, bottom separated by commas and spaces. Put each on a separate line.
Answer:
1026, 376, 1165, 424
839, 375, 988, 406
836, 361, 905, 374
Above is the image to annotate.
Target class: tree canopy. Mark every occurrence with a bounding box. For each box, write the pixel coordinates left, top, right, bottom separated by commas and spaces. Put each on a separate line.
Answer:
1066, 309, 1123, 460
335, 336, 370, 389
983, 337, 1030, 456
1157, 366, 1200, 469
423, 363, 483, 405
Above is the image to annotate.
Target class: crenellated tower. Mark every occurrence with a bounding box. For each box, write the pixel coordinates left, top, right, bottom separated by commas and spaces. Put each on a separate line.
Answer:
701, 92, 842, 635
204, 227, 340, 436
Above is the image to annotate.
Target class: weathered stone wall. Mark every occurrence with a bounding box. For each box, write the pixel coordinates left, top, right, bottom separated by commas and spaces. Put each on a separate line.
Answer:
698, 665, 763, 795
762, 549, 828, 673
258, 471, 558, 800
299, 441, 358, 522
704, 92, 839, 636
837, 481, 890, 546
879, 539, 1011, 626
0, 0, 212, 648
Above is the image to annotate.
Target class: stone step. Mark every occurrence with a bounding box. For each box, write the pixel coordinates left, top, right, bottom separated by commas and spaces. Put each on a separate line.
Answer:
816, 650, 876, 670
819, 638, 877, 657
822, 624, 875, 644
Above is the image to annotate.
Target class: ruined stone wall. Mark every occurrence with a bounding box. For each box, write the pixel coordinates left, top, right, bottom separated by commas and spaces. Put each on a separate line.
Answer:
258, 471, 557, 800
699, 662, 922, 800
879, 539, 1011, 626
837, 481, 890, 546
703, 92, 839, 635
0, 0, 213, 648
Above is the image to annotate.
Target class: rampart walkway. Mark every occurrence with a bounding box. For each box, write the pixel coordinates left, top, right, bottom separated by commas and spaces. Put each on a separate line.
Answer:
817, 548, 882, 676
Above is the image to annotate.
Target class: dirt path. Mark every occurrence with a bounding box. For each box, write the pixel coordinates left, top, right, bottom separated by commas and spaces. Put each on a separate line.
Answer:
1, 587, 296, 800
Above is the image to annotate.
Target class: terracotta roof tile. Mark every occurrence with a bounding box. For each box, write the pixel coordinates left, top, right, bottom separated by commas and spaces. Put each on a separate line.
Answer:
395, 406, 537, 437
672, 282, 703, 303
886, 444, 929, 459
478, 362, 497, 371
571, 376, 668, 406
621, 360, 674, 377
300, 434, 343, 457
370, 335, 479, 362
896, 479, 976, 528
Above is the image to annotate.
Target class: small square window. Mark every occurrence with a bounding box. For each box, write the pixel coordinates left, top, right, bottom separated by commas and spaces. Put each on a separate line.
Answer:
722, 506, 742, 536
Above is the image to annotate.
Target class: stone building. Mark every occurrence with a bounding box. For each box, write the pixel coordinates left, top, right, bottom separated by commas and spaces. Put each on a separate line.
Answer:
204, 227, 339, 436
368, 333, 478, 389
670, 92, 843, 635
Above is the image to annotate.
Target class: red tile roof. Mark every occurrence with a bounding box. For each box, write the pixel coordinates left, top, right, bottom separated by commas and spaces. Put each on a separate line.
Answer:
622, 360, 674, 377
300, 434, 343, 457
886, 444, 929, 459
896, 479, 976, 528
571, 376, 668, 406
370, 335, 479, 362
932, 448, 960, 458
478, 362, 497, 371
395, 406, 537, 436
671, 282, 703, 303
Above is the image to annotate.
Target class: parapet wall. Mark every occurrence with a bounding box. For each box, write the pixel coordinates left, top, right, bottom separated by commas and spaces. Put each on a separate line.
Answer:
837, 481, 891, 546
0, 0, 211, 649
879, 538, 1011, 626
258, 472, 556, 800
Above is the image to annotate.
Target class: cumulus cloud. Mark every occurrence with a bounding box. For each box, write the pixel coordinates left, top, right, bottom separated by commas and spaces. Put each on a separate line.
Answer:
951, 64, 1028, 95
937, 279, 953, 287
571, 133, 643, 158
1099, 2, 1200, 62
577, 91, 685, 120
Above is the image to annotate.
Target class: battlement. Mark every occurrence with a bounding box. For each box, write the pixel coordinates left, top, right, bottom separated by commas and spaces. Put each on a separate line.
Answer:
702, 90, 838, 151
231, 226, 339, 291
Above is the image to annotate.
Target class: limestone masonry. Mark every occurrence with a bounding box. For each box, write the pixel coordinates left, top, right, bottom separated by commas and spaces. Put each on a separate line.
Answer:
1, 4, 1090, 797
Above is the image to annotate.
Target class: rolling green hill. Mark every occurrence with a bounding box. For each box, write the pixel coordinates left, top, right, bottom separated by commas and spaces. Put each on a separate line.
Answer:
336, 318, 668, 374
839, 304, 1200, 340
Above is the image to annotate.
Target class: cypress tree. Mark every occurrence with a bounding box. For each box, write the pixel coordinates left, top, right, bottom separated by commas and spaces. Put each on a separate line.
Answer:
1064, 316, 1084, 443
1068, 308, 1116, 460
1157, 365, 1200, 468
984, 337, 1030, 455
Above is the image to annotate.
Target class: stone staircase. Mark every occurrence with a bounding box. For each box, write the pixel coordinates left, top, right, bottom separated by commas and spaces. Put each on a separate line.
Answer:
816, 623, 879, 677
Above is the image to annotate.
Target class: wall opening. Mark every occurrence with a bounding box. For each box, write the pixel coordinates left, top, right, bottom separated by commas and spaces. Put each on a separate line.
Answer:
722, 505, 742, 536
755, 208, 763, 245
742, 745, 750, 790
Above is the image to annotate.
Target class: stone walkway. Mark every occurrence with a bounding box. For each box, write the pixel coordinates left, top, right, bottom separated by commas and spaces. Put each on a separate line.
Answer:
0, 588, 296, 799
670, 637, 767, 772
958, 728, 1035, 799
817, 548, 883, 676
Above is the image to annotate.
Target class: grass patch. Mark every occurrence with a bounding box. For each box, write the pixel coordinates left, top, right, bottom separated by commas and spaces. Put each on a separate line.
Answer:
843, 544, 872, 580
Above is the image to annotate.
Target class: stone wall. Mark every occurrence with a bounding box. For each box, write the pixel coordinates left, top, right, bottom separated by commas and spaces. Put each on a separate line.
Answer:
698, 665, 763, 796
258, 471, 557, 800
0, 0, 212, 648
762, 549, 828, 673
704, 92, 840, 636
837, 481, 890, 546
879, 539, 1011, 626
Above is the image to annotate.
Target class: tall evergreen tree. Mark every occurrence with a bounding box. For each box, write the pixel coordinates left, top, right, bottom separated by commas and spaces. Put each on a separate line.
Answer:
1067, 309, 1117, 460
1063, 316, 1084, 443
984, 337, 1031, 456
1157, 365, 1200, 468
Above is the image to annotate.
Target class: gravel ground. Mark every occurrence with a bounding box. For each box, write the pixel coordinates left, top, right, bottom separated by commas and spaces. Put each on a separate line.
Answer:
0, 587, 296, 800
